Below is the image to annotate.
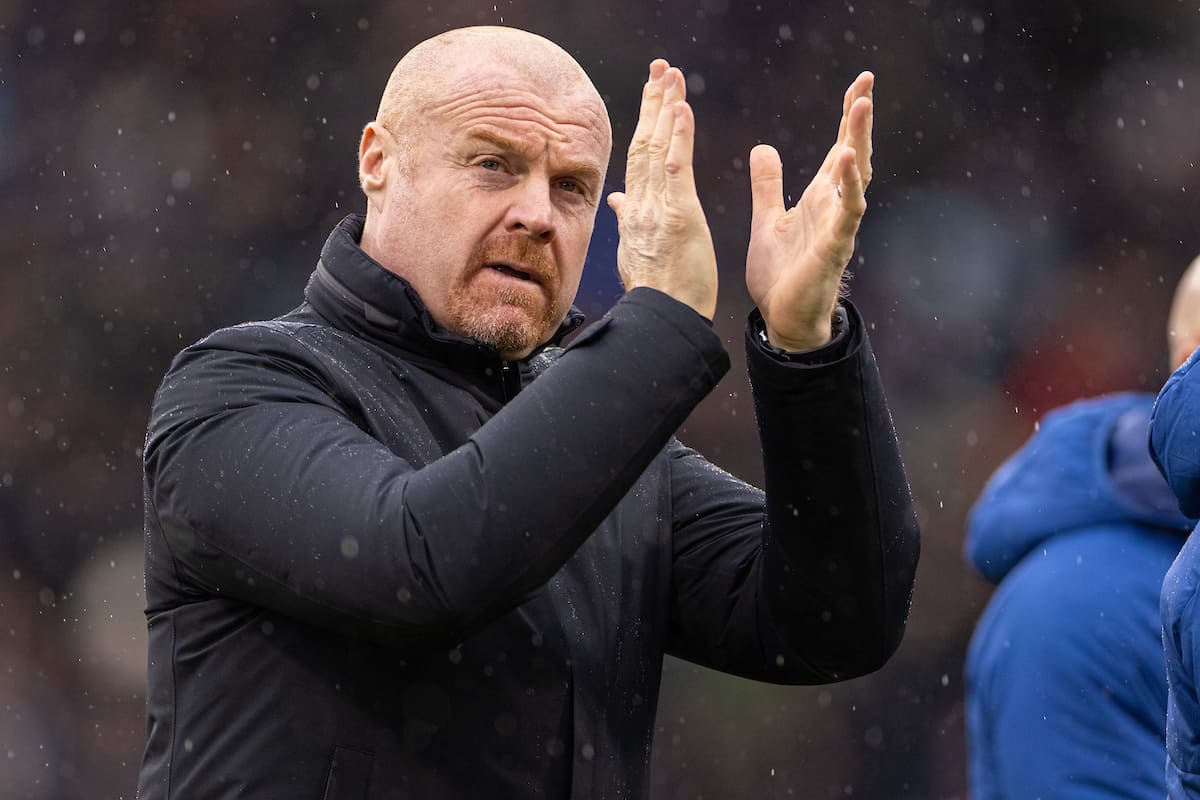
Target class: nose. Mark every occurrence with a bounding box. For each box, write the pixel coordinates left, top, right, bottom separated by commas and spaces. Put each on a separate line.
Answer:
505, 180, 556, 243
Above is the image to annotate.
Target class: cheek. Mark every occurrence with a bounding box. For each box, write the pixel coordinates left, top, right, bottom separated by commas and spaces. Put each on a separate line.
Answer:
557, 220, 595, 288
396, 197, 475, 264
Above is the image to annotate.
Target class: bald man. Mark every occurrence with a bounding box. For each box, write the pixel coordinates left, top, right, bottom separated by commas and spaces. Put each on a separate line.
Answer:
964, 259, 1200, 799
138, 27, 918, 798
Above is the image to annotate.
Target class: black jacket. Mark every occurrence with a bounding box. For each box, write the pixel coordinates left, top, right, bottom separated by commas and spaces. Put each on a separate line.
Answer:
137, 214, 919, 799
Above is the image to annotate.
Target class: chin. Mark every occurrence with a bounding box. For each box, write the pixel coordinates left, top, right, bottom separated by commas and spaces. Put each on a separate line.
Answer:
459, 310, 549, 360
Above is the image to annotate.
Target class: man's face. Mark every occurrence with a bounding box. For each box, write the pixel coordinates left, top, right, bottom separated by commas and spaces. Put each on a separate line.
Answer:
365, 66, 610, 360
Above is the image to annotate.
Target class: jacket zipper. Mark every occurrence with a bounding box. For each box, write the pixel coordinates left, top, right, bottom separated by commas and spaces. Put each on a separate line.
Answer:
499, 361, 518, 402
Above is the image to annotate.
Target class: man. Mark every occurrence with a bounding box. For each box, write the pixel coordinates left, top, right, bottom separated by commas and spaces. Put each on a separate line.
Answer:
1151, 257, 1200, 798
137, 26, 919, 798
964, 260, 1200, 799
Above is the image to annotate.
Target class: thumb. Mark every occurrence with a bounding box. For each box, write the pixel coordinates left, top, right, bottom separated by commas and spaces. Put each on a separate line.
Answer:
749, 144, 785, 231
607, 191, 626, 219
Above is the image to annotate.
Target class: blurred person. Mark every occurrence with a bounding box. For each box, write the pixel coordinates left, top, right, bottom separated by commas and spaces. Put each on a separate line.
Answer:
964, 259, 1200, 798
137, 26, 919, 798
1150, 256, 1200, 798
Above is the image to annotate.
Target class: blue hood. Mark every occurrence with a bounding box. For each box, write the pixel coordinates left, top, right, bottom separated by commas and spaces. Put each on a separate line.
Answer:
966, 392, 1193, 583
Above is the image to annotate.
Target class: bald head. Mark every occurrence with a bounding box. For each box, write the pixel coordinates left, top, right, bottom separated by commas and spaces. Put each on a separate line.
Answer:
1168, 254, 1200, 370
375, 27, 611, 165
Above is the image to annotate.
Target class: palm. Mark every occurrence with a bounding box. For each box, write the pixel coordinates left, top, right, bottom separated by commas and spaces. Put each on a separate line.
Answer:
747, 179, 853, 327
746, 72, 874, 351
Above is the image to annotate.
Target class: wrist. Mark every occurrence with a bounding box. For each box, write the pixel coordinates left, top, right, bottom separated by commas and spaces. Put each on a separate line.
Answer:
626, 281, 716, 322
765, 323, 832, 352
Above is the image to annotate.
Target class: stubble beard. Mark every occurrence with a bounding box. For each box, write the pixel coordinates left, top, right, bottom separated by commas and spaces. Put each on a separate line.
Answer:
445, 237, 567, 359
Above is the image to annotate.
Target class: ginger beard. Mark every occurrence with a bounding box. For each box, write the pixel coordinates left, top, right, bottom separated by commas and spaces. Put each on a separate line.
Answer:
443, 235, 570, 358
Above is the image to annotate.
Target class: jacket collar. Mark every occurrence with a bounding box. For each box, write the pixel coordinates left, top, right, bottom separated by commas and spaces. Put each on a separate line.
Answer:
303, 214, 585, 369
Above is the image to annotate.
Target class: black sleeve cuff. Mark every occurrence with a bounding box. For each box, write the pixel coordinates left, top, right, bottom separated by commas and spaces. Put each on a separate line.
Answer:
746, 303, 856, 368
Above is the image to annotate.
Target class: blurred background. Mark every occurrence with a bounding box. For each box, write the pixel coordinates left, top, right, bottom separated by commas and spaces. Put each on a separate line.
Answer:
3, 1, 1199, 797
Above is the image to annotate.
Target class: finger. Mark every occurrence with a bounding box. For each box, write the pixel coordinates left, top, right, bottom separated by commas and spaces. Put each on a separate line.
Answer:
664, 100, 698, 199
831, 75, 857, 147
625, 60, 671, 194
824, 71, 875, 175
847, 95, 874, 190
831, 74, 859, 149
633, 61, 671, 145
749, 143, 786, 232
840, 71, 873, 139
646, 67, 686, 196
847, 72, 873, 111
833, 147, 866, 238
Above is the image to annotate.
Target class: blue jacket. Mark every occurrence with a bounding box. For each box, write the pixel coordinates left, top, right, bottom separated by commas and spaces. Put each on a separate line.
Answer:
966, 392, 1192, 799
1151, 352, 1200, 798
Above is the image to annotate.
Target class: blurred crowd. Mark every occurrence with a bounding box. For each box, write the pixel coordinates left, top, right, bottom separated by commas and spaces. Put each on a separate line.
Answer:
3, 1, 1200, 797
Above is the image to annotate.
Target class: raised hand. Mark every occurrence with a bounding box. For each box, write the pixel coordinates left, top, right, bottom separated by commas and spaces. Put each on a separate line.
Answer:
608, 60, 718, 321
746, 72, 874, 350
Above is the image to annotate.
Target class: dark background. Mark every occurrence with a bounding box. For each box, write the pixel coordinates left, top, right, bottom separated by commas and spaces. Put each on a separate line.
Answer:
3, 1, 1199, 797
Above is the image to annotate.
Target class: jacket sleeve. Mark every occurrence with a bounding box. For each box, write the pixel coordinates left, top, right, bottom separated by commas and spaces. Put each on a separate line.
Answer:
664, 301, 919, 683
1152, 351, 1200, 518
144, 288, 728, 646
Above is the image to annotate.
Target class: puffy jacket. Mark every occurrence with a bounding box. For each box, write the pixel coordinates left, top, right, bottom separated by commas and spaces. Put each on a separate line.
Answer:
136, 214, 919, 799
1151, 350, 1200, 798
966, 393, 1192, 799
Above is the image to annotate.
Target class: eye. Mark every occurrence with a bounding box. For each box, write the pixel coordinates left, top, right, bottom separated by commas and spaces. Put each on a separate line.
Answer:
556, 178, 585, 195
478, 159, 502, 171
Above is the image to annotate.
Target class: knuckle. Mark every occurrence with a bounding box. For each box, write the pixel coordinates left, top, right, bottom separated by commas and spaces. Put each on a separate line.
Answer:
646, 140, 669, 157
663, 208, 695, 231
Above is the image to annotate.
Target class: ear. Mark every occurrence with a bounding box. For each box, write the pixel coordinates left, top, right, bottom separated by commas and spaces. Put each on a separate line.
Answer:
1173, 337, 1200, 372
359, 122, 389, 210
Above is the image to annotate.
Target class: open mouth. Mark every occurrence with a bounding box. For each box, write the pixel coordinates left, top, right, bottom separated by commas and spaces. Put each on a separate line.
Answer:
489, 263, 534, 282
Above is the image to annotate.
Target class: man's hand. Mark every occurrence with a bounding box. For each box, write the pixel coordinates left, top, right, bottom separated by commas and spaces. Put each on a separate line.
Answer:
608, 60, 718, 321
747, 72, 874, 350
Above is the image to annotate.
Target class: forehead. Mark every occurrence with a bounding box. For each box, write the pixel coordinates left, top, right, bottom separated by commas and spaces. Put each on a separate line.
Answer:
427, 66, 611, 165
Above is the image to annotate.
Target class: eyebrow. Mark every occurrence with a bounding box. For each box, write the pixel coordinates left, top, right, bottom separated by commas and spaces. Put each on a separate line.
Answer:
462, 129, 604, 187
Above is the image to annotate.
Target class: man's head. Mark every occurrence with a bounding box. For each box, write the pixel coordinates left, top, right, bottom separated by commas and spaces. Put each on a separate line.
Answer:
1168, 254, 1200, 370
357, 26, 612, 360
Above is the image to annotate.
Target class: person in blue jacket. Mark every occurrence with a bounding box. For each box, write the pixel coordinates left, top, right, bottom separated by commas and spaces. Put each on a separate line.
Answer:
965, 262, 1200, 799
1151, 257, 1200, 797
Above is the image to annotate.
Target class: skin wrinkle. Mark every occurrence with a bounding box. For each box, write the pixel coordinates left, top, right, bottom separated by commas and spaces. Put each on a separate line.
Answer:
435, 89, 609, 184
457, 123, 603, 166
437, 86, 608, 136
448, 131, 605, 208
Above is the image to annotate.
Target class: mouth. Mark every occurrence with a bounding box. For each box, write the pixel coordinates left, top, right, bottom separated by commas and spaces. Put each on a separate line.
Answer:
488, 263, 536, 282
